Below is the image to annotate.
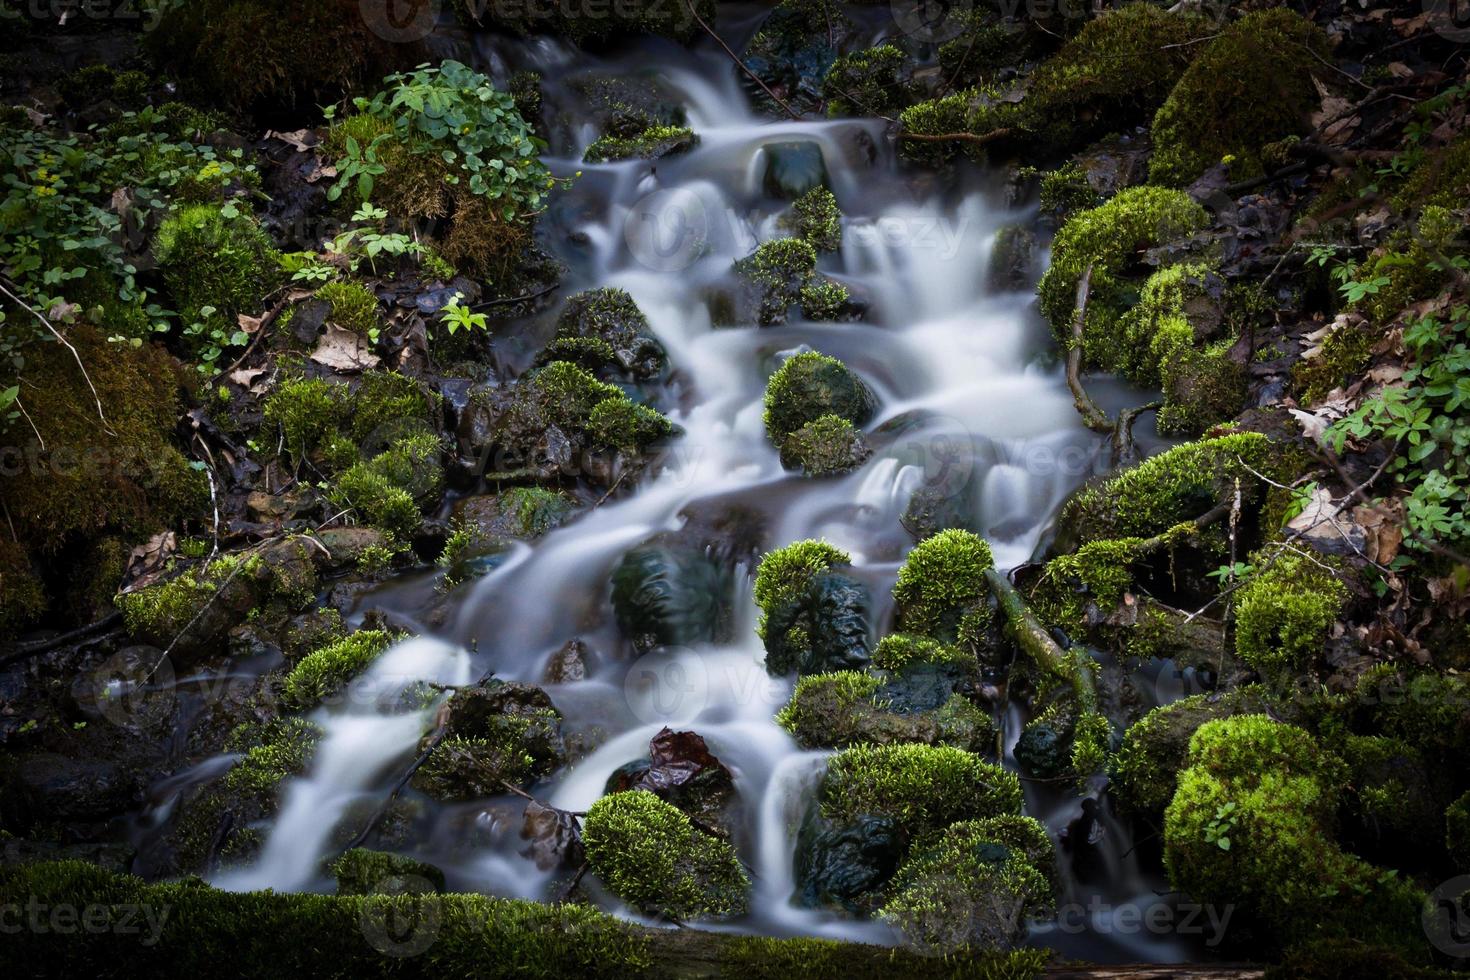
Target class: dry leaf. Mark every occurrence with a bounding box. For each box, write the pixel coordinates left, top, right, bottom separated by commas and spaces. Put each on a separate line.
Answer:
1353, 500, 1404, 565
310, 322, 379, 371
266, 129, 317, 151
122, 531, 179, 593
238, 312, 265, 335
1290, 408, 1329, 444
1311, 79, 1357, 145
228, 366, 267, 388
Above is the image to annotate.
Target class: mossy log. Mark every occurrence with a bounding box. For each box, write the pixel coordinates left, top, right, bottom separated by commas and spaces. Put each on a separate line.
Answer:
984, 568, 1096, 712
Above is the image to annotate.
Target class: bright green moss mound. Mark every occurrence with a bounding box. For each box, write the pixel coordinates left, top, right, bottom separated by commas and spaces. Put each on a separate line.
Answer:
787, 187, 842, 253
583, 125, 698, 163
154, 204, 279, 354
820, 743, 1022, 839
892, 529, 994, 645
316, 280, 379, 336
753, 539, 849, 640
1235, 551, 1350, 676
283, 630, 393, 708
262, 371, 440, 470
1164, 715, 1423, 953
1150, 9, 1331, 187
763, 352, 874, 441
871, 633, 970, 671
880, 815, 1056, 954
116, 552, 264, 649
1020, 3, 1213, 150
822, 46, 913, 119
779, 413, 871, 476
775, 671, 994, 753
328, 432, 444, 538
581, 790, 750, 920
1037, 187, 1210, 359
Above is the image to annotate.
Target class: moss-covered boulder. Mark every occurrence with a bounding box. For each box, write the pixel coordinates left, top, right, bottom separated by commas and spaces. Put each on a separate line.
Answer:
440, 488, 579, 588
879, 815, 1056, 953
1037, 186, 1211, 364
282, 630, 393, 708
753, 540, 870, 676
1234, 551, 1350, 677
412, 682, 566, 800
331, 848, 446, 895
1163, 715, 1423, 954
546, 288, 668, 381
604, 728, 738, 839
821, 46, 914, 119
584, 125, 698, 163
778, 414, 872, 477
154, 205, 280, 358
582, 790, 750, 920
733, 239, 818, 326
784, 187, 842, 253
763, 351, 875, 442
776, 669, 993, 753
1150, 9, 1331, 187
892, 529, 994, 648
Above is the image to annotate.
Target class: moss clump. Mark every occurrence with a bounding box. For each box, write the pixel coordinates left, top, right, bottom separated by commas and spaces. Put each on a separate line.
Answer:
583, 125, 698, 163
734, 238, 819, 326
779, 414, 871, 476
752, 538, 871, 676
892, 529, 994, 646
879, 815, 1056, 953
786, 187, 842, 252
154, 204, 279, 354
588, 399, 673, 452
898, 87, 1005, 166
1110, 686, 1272, 818
1393, 134, 1470, 212
282, 630, 393, 708
776, 671, 993, 753
821, 46, 913, 119
1020, 4, 1212, 152
1156, 340, 1248, 436
1037, 187, 1210, 360
1292, 320, 1376, 404
0, 540, 46, 639
1234, 552, 1349, 676
146, 0, 417, 117
263, 377, 342, 465
753, 539, 849, 641
328, 465, 420, 539
763, 352, 875, 441
799, 279, 850, 321
582, 790, 750, 920
1150, 10, 1330, 186
551, 287, 667, 380
820, 743, 1022, 840
117, 552, 263, 651
871, 633, 970, 671
331, 848, 445, 895
937, 16, 1020, 86
263, 371, 440, 478
411, 684, 565, 799
316, 280, 380, 337
1164, 715, 1422, 954
775, 671, 881, 738
1448, 791, 1470, 870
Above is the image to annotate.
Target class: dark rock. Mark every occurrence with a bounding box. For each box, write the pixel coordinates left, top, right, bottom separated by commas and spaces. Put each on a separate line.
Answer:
763, 570, 871, 676
761, 141, 829, 200
4, 752, 143, 822
542, 638, 589, 684
611, 537, 738, 653
794, 810, 902, 913
603, 728, 738, 838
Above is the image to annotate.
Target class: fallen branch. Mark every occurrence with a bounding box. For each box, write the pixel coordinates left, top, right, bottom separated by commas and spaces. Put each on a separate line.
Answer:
899, 127, 1014, 147
985, 567, 1096, 713
1065, 264, 1113, 434
1111, 401, 1160, 468
0, 612, 123, 666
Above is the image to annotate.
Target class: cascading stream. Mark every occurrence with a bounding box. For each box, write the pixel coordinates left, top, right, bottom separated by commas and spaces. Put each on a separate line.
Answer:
211, 30, 1203, 963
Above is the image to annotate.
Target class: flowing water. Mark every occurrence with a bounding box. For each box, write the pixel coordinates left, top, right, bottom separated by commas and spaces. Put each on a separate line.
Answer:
197, 21, 1214, 964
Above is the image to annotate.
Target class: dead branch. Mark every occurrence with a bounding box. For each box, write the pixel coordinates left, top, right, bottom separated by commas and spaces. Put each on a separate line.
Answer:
1065, 264, 1113, 433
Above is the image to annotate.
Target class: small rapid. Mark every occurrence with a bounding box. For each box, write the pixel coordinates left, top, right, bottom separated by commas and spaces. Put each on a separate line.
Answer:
205, 26, 1195, 963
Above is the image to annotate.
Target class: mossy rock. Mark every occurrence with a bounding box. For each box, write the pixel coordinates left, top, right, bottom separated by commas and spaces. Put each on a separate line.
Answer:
776, 669, 993, 753
892, 529, 994, 648
611, 539, 738, 653
582, 790, 750, 921
821, 46, 914, 119
1150, 9, 1331, 187
328, 432, 445, 539
879, 815, 1056, 954
1163, 715, 1423, 955
740, 3, 851, 116
154, 205, 280, 357
783, 187, 842, 253
282, 630, 393, 708
754, 540, 871, 675
1110, 686, 1273, 819
412, 682, 567, 800
1234, 550, 1350, 677
733, 239, 819, 326
1339, 734, 1448, 870
763, 351, 875, 441
331, 848, 445, 895
584, 125, 698, 163
1037, 186, 1211, 363
779, 414, 872, 476
547, 287, 668, 381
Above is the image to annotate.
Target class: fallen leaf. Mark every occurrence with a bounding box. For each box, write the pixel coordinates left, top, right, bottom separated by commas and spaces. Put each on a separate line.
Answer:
122, 531, 179, 593
1290, 408, 1328, 444
1353, 500, 1404, 565
310, 322, 379, 371
1367, 364, 1405, 385
237, 312, 264, 335
110, 187, 134, 217
265, 128, 317, 151
1311, 79, 1357, 145
228, 366, 267, 388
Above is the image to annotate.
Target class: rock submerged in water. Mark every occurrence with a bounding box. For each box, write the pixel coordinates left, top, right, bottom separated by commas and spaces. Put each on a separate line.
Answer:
761, 140, 828, 200
411, 681, 566, 801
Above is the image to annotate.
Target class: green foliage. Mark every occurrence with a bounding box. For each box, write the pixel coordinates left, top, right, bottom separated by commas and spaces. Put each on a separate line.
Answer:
799, 279, 850, 321
1037, 186, 1210, 359
762, 351, 874, 440
820, 743, 1022, 838
583, 125, 697, 163
282, 630, 392, 707
786, 187, 842, 253
328, 60, 551, 219
871, 633, 969, 671
587, 398, 672, 451
440, 296, 489, 335
1163, 715, 1422, 954
330, 849, 445, 896
735, 238, 820, 326
1150, 10, 1332, 186
822, 46, 913, 119
892, 529, 994, 645
316, 280, 380, 338
1329, 305, 1470, 558
581, 790, 750, 920
1235, 551, 1349, 675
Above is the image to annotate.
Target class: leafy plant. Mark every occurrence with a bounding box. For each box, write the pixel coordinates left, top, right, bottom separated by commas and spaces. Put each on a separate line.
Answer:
1204, 801, 1238, 851
328, 204, 422, 275
440, 296, 488, 335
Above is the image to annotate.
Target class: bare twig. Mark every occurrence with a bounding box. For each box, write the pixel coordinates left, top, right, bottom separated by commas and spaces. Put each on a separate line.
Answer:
13, 394, 44, 450
1065, 264, 1112, 433
899, 127, 1014, 147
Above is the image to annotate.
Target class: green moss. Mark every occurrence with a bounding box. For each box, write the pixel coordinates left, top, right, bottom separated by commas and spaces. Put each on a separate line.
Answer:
347, 371, 439, 447
1156, 339, 1248, 436
1110, 686, 1272, 818
879, 815, 1056, 953
820, 743, 1022, 839
1449, 791, 1470, 870
331, 848, 446, 895
799, 278, 850, 321
1393, 134, 1470, 211
822, 46, 913, 119
117, 553, 262, 648
892, 529, 994, 646
787, 187, 842, 252
582, 790, 750, 920
1019, 3, 1212, 151
0, 860, 650, 979
583, 125, 698, 163
1163, 715, 1422, 954
1150, 10, 1331, 186
937, 17, 1020, 86
587, 399, 672, 451
551, 287, 667, 380
1293, 321, 1376, 405
762, 351, 874, 441
775, 671, 883, 737
871, 633, 970, 671
1036, 186, 1210, 360
776, 671, 993, 753
528, 361, 625, 426
412, 733, 538, 799
735, 238, 819, 326
154, 204, 279, 354
754, 539, 849, 641
1034, 536, 1149, 636
1035, 161, 1102, 221
1235, 551, 1349, 676
898, 87, 1005, 166
0, 539, 46, 639
328, 465, 421, 539
262, 377, 342, 465
779, 413, 870, 476
316, 280, 380, 336
282, 630, 393, 708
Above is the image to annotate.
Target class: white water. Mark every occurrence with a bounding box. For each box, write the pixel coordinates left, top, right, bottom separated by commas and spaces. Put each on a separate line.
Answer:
207, 30, 1187, 961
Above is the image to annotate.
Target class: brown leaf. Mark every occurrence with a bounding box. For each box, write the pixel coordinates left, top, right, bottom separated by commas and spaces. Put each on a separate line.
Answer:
237, 312, 264, 335
265, 129, 317, 152
228, 366, 267, 388
1353, 499, 1404, 565
122, 532, 179, 593
309, 322, 379, 372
